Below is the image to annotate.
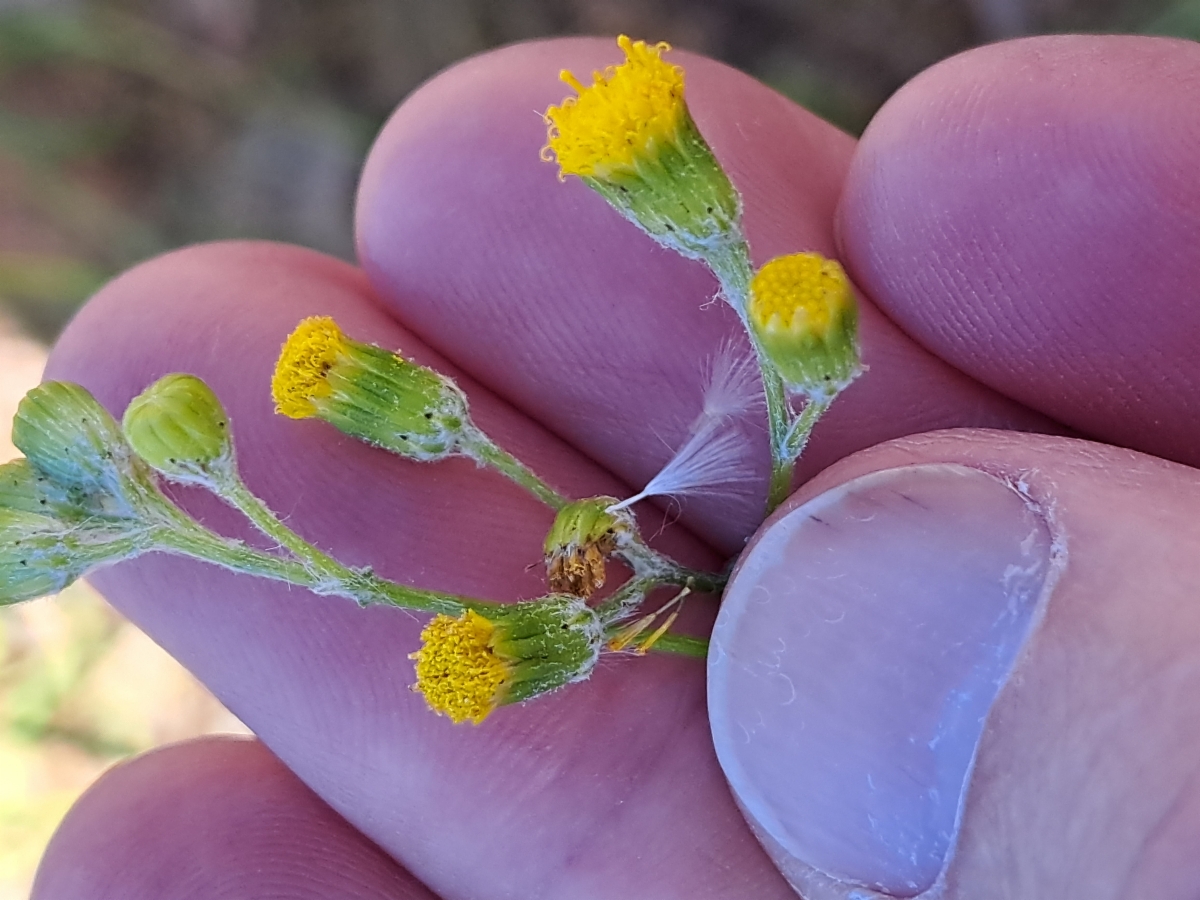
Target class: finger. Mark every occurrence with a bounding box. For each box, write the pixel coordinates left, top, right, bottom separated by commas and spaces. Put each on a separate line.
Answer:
710, 428, 1200, 898
45, 241, 794, 900
32, 736, 437, 900
355, 37, 1057, 553
838, 34, 1200, 469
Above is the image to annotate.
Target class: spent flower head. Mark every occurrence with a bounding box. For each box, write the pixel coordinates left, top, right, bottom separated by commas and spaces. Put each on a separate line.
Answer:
543, 497, 631, 597
748, 252, 862, 400
410, 596, 603, 724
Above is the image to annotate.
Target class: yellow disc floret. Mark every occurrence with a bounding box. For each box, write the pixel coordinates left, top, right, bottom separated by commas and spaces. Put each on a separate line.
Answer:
749, 253, 849, 338
271, 316, 347, 419
410, 610, 512, 724
543, 35, 686, 178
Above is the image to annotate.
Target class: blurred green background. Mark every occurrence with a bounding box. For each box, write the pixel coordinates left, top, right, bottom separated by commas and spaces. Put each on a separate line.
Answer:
0, 0, 1196, 895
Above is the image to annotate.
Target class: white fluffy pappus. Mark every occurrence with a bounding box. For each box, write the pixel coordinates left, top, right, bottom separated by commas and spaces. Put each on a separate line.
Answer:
611, 341, 764, 511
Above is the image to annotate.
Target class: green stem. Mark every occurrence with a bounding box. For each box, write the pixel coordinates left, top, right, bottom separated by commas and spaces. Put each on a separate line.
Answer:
704, 237, 753, 321
614, 536, 726, 596
645, 555, 725, 594
340, 569, 483, 616
596, 575, 658, 621
784, 396, 832, 463
459, 425, 570, 510
761, 360, 795, 514
699, 235, 798, 516
217, 476, 349, 584
153, 488, 479, 616
150, 520, 315, 584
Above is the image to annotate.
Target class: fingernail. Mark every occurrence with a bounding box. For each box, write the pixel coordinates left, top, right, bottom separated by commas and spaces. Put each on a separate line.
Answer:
709, 464, 1053, 898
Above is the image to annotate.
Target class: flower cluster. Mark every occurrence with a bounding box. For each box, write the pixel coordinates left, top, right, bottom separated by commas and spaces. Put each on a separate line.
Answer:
1, 35, 863, 727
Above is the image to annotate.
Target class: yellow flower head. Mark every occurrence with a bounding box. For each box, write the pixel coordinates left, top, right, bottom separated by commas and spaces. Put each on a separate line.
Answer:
543, 35, 685, 179
410, 610, 512, 725
271, 316, 346, 419
749, 253, 861, 396
410, 597, 603, 725
750, 254, 850, 337
270, 316, 470, 462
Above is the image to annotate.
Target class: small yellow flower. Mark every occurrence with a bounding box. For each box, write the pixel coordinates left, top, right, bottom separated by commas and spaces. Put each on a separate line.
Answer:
543, 35, 685, 179
410, 597, 603, 725
541, 36, 743, 265
271, 316, 346, 419
410, 610, 512, 725
748, 253, 861, 398
271, 316, 470, 462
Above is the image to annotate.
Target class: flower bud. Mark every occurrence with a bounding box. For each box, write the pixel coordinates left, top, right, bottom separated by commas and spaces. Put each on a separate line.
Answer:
410, 596, 603, 724
271, 317, 470, 462
123, 374, 233, 486
0, 458, 74, 519
543, 36, 743, 263
748, 252, 862, 399
12, 381, 154, 518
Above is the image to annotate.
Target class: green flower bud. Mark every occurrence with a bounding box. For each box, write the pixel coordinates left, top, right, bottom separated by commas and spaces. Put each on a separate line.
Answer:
12, 381, 157, 518
123, 374, 233, 485
271, 317, 470, 462
0, 458, 75, 519
410, 595, 603, 724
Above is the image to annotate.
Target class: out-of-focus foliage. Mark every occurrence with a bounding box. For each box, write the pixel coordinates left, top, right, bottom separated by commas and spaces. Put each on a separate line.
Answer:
1144, 0, 1200, 39
0, 0, 1184, 340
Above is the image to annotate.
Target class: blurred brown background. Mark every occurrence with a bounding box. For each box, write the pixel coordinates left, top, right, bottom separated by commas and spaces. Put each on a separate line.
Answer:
0, 0, 1196, 896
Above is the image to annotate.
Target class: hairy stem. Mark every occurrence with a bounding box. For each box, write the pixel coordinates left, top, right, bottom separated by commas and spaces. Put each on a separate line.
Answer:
459, 425, 570, 510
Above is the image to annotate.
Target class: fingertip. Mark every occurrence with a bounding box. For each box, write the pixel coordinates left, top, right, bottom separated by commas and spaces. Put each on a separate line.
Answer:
33, 736, 435, 900
838, 34, 1200, 466
711, 427, 1200, 897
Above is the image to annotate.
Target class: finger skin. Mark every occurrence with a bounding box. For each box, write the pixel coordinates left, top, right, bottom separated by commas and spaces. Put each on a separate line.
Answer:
45, 241, 794, 900
760, 429, 1200, 898
32, 737, 436, 900
838, 35, 1200, 469
355, 37, 1056, 554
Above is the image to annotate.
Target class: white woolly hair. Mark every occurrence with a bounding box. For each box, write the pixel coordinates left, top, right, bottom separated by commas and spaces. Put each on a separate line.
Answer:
611, 341, 763, 511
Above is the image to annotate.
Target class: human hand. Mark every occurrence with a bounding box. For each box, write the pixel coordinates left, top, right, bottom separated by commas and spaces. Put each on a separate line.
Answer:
30, 34, 1200, 899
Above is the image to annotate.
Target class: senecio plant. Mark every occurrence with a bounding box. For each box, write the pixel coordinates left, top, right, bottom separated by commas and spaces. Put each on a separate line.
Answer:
0, 37, 860, 725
